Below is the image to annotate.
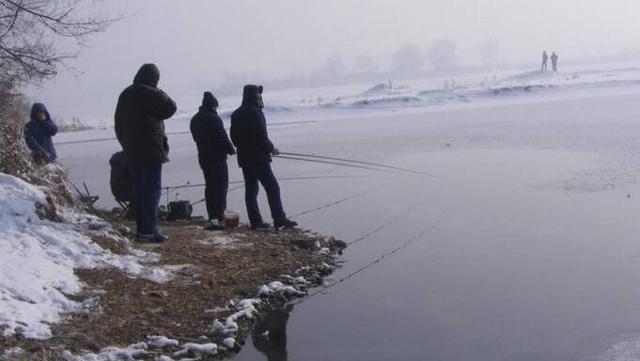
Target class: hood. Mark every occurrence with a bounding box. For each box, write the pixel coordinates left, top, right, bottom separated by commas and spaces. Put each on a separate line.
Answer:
242, 84, 264, 108
133, 63, 160, 87
30, 103, 50, 121
200, 91, 219, 111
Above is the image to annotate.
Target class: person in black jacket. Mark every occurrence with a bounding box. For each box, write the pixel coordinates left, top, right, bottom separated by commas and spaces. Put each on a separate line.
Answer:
190, 92, 236, 230
114, 64, 177, 242
24, 103, 58, 164
230, 85, 297, 230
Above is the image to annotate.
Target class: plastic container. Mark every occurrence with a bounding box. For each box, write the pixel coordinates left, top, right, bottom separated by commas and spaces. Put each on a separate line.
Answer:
224, 210, 240, 229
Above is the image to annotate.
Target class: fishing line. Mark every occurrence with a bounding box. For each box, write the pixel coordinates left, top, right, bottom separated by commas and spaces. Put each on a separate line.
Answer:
290, 189, 375, 219
347, 207, 419, 246
274, 155, 396, 173
291, 210, 455, 306
190, 184, 245, 207
280, 152, 439, 178
54, 121, 317, 146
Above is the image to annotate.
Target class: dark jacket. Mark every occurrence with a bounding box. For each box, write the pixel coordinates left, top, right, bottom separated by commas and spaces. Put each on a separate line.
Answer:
24, 103, 58, 163
114, 64, 177, 165
190, 107, 235, 164
230, 85, 274, 167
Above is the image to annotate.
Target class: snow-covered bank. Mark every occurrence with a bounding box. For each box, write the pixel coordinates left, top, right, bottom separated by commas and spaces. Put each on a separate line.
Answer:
53, 61, 640, 138
0, 197, 343, 360
0, 173, 172, 339
62, 273, 323, 361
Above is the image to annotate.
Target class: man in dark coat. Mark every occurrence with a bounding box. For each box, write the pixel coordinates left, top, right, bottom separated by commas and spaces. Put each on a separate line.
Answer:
541, 50, 549, 71
24, 103, 58, 164
230, 85, 297, 230
190, 92, 236, 230
114, 64, 177, 242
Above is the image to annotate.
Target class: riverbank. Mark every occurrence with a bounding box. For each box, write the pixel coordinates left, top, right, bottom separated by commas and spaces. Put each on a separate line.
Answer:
0, 208, 344, 360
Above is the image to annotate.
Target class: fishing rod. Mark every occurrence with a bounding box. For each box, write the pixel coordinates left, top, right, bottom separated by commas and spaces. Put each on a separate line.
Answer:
290, 189, 375, 219
279, 152, 439, 178
164, 175, 375, 194
290, 210, 455, 306
274, 155, 396, 173
162, 175, 380, 201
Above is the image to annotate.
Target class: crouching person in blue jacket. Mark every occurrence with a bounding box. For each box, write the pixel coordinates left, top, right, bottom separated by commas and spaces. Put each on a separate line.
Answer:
24, 103, 58, 164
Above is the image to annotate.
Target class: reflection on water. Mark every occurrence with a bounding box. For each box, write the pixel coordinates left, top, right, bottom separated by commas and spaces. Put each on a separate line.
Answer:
250, 305, 294, 361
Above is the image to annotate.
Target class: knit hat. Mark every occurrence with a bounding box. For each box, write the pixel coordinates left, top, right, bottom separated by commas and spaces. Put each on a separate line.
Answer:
202, 91, 219, 109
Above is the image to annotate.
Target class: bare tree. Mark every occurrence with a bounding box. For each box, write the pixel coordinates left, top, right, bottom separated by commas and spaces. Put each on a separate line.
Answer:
354, 54, 378, 75
0, 0, 114, 85
0, 1, 114, 180
428, 38, 457, 73
478, 37, 500, 69
392, 45, 424, 75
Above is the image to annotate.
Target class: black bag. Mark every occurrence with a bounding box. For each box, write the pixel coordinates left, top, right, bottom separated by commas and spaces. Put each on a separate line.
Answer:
109, 151, 132, 203
168, 200, 192, 220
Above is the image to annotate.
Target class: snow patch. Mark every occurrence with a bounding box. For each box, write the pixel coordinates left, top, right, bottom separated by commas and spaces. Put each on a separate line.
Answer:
173, 342, 217, 358
258, 281, 306, 298
2, 347, 25, 358
147, 335, 179, 348
0, 173, 173, 339
222, 337, 236, 349
64, 342, 148, 361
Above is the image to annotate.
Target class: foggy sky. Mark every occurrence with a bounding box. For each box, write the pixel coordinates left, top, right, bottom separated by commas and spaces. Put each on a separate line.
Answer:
28, 0, 640, 122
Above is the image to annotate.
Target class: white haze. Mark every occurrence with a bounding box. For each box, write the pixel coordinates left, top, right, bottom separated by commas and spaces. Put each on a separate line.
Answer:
27, 0, 640, 123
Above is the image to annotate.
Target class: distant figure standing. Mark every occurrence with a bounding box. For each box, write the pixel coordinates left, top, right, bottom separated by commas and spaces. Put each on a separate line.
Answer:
24, 103, 58, 164
190, 92, 236, 230
115, 64, 177, 242
230, 85, 297, 230
551, 52, 559, 72
541, 51, 549, 71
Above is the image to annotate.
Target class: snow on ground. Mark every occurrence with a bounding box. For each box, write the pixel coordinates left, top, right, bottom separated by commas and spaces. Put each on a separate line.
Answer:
146, 335, 180, 348
0, 173, 174, 339
62, 342, 148, 361
195, 233, 242, 248
54, 61, 640, 141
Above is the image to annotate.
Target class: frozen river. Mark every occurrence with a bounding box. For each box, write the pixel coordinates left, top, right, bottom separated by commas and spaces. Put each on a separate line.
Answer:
59, 92, 640, 360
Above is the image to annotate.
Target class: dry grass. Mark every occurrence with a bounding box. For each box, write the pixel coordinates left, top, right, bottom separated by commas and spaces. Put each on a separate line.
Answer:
0, 218, 338, 360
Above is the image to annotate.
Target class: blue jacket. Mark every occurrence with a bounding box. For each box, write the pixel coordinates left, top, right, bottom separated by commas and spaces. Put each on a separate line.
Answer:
24, 103, 58, 163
